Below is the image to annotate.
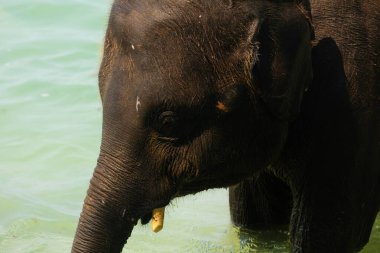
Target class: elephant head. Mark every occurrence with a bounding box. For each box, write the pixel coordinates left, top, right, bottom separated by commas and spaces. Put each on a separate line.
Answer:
72, 0, 314, 252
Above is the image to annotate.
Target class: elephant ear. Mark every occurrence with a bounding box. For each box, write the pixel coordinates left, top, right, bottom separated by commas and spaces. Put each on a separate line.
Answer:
251, 7, 314, 121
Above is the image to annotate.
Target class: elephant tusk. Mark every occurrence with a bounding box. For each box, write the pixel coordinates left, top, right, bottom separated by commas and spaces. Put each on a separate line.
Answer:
152, 207, 165, 233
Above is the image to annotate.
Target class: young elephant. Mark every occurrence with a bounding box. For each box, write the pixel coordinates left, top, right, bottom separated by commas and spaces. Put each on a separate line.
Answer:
72, 0, 380, 252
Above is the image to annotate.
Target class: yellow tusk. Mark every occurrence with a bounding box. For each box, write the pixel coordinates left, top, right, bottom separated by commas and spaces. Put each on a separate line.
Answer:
152, 207, 165, 233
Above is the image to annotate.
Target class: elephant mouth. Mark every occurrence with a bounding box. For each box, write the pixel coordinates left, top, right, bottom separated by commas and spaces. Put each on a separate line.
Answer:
137, 194, 173, 232
135, 164, 253, 234
141, 212, 153, 225
140, 208, 166, 233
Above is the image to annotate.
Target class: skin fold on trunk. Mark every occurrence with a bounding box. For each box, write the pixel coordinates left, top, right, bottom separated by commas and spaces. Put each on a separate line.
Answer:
71, 163, 139, 253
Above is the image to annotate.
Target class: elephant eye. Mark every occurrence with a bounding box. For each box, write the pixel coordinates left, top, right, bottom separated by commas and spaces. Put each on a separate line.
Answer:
156, 111, 181, 141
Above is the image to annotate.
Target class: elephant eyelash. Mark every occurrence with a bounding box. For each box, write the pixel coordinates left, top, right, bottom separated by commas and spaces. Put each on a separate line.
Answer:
157, 136, 180, 142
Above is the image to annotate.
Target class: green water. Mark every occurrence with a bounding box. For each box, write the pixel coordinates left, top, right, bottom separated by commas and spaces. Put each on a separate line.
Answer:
0, 1, 379, 252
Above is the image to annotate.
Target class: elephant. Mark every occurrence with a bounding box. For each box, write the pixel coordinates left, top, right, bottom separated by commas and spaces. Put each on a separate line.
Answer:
72, 0, 380, 252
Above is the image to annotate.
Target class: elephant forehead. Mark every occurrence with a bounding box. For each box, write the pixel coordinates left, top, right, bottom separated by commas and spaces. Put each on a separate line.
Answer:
127, 13, 258, 94
112, 0, 256, 41
141, 4, 256, 58
129, 41, 253, 109
111, 1, 265, 109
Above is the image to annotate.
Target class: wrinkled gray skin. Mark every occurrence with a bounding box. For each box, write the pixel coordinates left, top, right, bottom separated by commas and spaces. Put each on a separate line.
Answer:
72, 0, 380, 252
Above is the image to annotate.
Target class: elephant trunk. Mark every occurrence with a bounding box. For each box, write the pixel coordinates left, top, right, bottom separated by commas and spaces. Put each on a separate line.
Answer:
71, 156, 142, 253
